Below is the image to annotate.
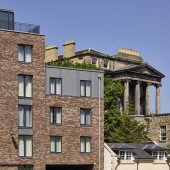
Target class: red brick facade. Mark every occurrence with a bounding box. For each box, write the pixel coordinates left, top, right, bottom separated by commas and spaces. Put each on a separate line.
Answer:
0, 30, 104, 170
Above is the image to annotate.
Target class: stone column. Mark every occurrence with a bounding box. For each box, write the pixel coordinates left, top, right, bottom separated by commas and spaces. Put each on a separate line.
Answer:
145, 83, 151, 115
135, 81, 140, 115
156, 84, 161, 114
124, 80, 129, 109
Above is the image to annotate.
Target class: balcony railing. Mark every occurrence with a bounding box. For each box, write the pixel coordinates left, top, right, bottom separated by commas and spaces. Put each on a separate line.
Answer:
0, 20, 40, 34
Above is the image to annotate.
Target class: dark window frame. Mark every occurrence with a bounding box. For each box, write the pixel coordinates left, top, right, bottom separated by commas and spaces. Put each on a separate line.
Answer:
80, 108, 91, 125
160, 126, 166, 141
50, 77, 62, 95
18, 44, 33, 63
80, 136, 91, 153
50, 107, 62, 125
50, 136, 62, 153
18, 165, 33, 170
80, 80, 91, 97
18, 135, 33, 157
18, 105, 32, 128
18, 75, 33, 98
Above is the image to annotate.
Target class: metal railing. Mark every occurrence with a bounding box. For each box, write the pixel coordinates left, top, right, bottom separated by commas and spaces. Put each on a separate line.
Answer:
0, 20, 40, 34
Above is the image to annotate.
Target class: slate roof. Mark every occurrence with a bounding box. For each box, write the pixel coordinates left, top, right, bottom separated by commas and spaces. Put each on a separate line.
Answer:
107, 142, 170, 160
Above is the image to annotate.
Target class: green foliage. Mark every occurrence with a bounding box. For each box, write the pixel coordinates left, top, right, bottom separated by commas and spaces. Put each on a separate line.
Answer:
47, 58, 99, 70
104, 75, 149, 143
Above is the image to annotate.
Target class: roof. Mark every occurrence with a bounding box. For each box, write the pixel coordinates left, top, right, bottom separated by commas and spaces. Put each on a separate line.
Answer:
107, 142, 169, 160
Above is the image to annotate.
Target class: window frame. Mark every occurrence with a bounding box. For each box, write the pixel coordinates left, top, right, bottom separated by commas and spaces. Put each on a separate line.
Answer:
119, 150, 132, 160
18, 165, 33, 170
50, 136, 62, 153
80, 80, 91, 97
18, 45, 32, 63
104, 60, 109, 69
18, 135, 33, 157
80, 108, 91, 125
80, 136, 91, 153
18, 75, 33, 98
91, 57, 97, 65
50, 107, 62, 125
50, 77, 62, 95
152, 151, 166, 160
160, 126, 166, 141
18, 105, 32, 128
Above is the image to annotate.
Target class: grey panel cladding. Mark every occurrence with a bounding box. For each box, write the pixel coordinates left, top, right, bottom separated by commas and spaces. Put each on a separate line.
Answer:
18, 128, 33, 135
18, 98, 33, 105
46, 66, 104, 98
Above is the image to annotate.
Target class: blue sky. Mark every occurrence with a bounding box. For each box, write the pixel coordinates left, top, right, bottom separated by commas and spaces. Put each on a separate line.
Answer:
1, 0, 170, 113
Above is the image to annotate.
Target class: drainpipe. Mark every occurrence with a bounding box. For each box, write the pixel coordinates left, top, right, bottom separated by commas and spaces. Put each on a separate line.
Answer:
137, 159, 139, 170
115, 158, 120, 170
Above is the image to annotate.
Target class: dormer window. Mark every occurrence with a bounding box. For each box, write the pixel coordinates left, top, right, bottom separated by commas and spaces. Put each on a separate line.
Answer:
119, 150, 132, 160
152, 151, 166, 160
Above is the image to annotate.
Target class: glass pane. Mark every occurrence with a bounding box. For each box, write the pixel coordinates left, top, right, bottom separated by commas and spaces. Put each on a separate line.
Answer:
50, 108, 55, 123
26, 136, 32, 157
25, 46, 32, 62
18, 106, 24, 127
56, 108, 61, 124
25, 76, 32, 97
80, 137, 85, 152
18, 136, 24, 156
18, 46, 24, 61
86, 81, 91, 97
50, 78, 55, 94
86, 137, 91, 152
86, 111, 91, 125
80, 81, 85, 96
25, 106, 32, 127
18, 76, 24, 97
80, 109, 85, 124
56, 79, 61, 95
56, 137, 61, 152
51, 137, 55, 152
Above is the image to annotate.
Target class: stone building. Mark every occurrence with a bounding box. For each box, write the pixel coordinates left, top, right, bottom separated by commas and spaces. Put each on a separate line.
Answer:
0, 9, 104, 170
45, 41, 170, 147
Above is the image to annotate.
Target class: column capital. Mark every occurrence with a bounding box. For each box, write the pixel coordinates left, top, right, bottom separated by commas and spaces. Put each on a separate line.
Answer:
136, 80, 141, 84
123, 79, 131, 83
154, 84, 162, 88
146, 82, 152, 86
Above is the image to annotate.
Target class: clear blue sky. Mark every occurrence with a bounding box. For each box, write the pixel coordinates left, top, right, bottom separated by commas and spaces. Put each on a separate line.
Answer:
1, 0, 170, 113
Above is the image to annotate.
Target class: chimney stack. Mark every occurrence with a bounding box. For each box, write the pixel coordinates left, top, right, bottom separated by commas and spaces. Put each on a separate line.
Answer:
45, 45, 58, 63
63, 40, 75, 58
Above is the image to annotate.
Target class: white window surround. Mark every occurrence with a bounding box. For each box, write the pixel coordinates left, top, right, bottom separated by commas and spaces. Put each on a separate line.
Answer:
119, 150, 133, 160
152, 151, 166, 160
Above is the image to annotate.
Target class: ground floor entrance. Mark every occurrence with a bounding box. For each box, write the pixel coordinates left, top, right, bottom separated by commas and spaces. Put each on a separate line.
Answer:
46, 164, 94, 170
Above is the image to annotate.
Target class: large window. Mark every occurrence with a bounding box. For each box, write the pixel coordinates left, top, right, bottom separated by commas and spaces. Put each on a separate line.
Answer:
50, 136, 62, 153
104, 60, 109, 69
18, 105, 32, 128
80, 80, 91, 97
92, 58, 97, 65
18, 136, 32, 157
152, 151, 166, 160
18, 45, 32, 63
119, 150, 132, 160
80, 108, 91, 125
50, 107, 62, 124
18, 75, 32, 98
160, 126, 166, 141
18, 165, 33, 170
80, 136, 91, 153
50, 78, 62, 95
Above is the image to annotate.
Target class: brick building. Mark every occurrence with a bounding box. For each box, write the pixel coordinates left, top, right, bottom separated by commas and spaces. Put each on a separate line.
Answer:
0, 9, 104, 170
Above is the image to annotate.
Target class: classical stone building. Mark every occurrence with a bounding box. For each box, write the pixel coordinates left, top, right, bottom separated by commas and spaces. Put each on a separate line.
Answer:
0, 9, 104, 170
45, 41, 170, 147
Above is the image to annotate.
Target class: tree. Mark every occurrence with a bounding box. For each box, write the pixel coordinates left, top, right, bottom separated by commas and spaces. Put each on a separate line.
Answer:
104, 75, 149, 143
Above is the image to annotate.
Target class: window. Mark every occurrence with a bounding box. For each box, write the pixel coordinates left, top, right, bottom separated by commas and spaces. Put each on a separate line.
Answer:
18, 105, 32, 128
50, 136, 62, 153
104, 60, 108, 68
160, 126, 166, 141
18, 45, 32, 62
80, 80, 91, 97
152, 151, 166, 160
119, 150, 132, 160
18, 136, 32, 157
50, 78, 62, 95
92, 58, 97, 65
80, 108, 91, 125
18, 165, 33, 170
80, 136, 91, 153
18, 75, 32, 98
50, 107, 62, 124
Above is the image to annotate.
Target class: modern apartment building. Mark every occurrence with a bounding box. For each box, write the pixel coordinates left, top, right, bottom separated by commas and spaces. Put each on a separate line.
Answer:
0, 9, 104, 170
